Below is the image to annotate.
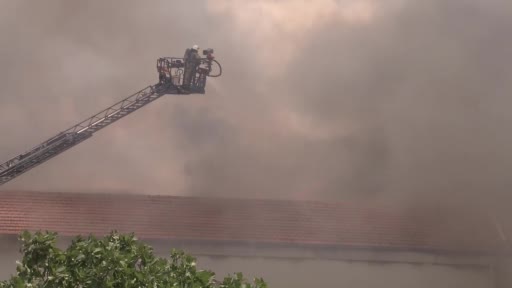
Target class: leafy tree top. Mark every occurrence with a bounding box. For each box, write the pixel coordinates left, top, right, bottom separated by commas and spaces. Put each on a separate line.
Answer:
0, 231, 267, 288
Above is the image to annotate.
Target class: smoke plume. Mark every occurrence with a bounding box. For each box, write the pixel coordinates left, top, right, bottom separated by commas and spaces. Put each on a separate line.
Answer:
1, 0, 512, 210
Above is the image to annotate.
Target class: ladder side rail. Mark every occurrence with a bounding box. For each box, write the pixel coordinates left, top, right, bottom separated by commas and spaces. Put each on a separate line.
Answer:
73, 84, 173, 134
0, 132, 72, 173
0, 133, 92, 185
0, 83, 172, 176
0, 85, 152, 173
0, 133, 73, 175
64, 85, 156, 134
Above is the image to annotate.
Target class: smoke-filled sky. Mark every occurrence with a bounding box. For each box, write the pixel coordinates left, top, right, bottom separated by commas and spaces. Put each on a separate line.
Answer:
1, 0, 512, 207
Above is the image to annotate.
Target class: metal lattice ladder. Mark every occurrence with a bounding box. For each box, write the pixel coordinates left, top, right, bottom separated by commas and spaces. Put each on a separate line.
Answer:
0, 82, 178, 186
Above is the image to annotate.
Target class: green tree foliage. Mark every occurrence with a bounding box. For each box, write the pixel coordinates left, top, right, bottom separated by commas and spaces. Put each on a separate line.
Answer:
0, 231, 267, 288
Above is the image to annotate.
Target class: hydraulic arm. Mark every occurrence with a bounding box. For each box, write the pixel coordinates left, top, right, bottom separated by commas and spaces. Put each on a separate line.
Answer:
0, 83, 174, 185
0, 50, 221, 186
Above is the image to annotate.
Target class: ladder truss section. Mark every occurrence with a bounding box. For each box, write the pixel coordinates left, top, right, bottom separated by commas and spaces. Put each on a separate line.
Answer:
0, 82, 176, 186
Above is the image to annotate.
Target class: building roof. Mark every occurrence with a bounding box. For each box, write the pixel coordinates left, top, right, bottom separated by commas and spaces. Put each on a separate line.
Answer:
0, 190, 504, 253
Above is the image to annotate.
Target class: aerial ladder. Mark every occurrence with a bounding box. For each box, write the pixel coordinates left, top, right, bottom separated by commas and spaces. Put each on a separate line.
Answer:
0, 48, 222, 186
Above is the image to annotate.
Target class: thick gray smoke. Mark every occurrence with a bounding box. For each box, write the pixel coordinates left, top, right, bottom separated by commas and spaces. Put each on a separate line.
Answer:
281, 0, 512, 207
1, 0, 512, 210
